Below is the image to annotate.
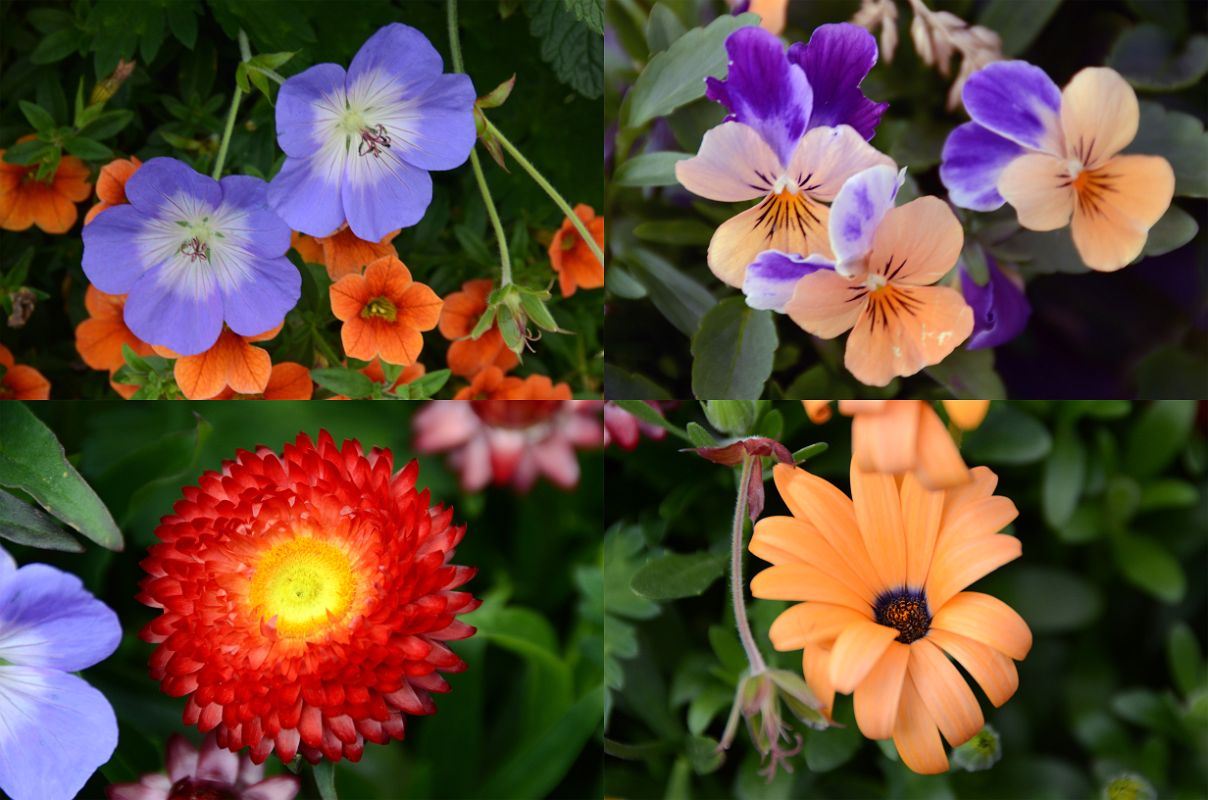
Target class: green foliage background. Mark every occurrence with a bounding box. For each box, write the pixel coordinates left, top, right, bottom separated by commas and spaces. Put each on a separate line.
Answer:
605, 401, 1208, 798
0, 0, 604, 397
4, 401, 604, 799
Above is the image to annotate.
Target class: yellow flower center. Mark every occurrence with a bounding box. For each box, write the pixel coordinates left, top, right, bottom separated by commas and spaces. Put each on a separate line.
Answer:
362, 296, 398, 322
249, 537, 355, 638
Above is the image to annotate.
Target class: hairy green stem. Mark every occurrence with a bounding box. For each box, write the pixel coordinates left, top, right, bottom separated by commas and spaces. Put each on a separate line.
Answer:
732, 453, 767, 675
212, 30, 252, 180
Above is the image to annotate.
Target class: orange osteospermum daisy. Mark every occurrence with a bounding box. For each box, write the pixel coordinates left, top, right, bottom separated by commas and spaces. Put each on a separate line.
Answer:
292, 225, 401, 281
214, 362, 314, 400
330, 255, 442, 366
0, 343, 50, 399
548, 204, 604, 298
84, 155, 141, 224
751, 460, 1031, 774
438, 279, 519, 377
452, 365, 573, 401
0, 138, 92, 233
138, 431, 478, 764
153, 326, 281, 400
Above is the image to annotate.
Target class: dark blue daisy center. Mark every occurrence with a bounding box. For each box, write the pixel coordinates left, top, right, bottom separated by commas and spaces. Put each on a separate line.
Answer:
874, 588, 931, 644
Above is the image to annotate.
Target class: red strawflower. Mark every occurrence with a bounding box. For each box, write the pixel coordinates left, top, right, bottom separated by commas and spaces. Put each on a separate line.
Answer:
137, 431, 478, 765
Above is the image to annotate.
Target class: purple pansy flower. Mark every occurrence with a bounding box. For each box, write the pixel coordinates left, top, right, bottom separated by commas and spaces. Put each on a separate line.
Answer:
267, 23, 476, 242
960, 253, 1031, 349
0, 547, 121, 800
676, 24, 893, 287
83, 157, 299, 356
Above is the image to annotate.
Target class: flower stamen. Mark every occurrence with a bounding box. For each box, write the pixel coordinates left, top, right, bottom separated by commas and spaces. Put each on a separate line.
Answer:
874, 588, 931, 643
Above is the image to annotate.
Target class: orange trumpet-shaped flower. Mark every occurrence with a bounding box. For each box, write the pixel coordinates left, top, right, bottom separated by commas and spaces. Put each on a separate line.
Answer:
75, 285, 155, 372
438, 279, 519, 377
330, 255, 442, 366
153, 326, 281, 400
452, 365, 573, 400
844, 400, 973, 490
0, 139, 92, 234
84, 156, 141, 224
751, 459, 1031, 774
0, 343, 50, 399
548, 204, 604, 298
213, 362, 314, 400
292, 225, 401, 281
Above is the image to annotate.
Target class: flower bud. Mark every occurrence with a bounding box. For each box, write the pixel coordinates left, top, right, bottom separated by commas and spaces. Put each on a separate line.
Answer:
703, 400, 760, 436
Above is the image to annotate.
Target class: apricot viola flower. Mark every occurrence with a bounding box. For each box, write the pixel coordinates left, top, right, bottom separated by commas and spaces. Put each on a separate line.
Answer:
0, 343, 50, 400
940, 63, 1174, 271
268, 23, 475, 241
330, 254, 442, 365
106, 732, 299, 800
291, 225, 400, 281
152, 325, 283, 400
439, 279, 520, 377
0, 139, 91, 234
727, 0, 788, 35
675, 24, 893, 286
549, 204, 605, 298
84, 156, 141, 224
414, 400, 603, 492
82, 158, 300, 356
138, 432, 478, 764
751, 460, 1031, 774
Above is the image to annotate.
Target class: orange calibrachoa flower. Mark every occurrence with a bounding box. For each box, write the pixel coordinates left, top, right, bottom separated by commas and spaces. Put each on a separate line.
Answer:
452, 365, 573, 400
548, 204, 604, 298
138, 431, 478, 764
84, 156, 141, 224
0, 137, 92, 233
0, 343, 50, 399
214, 362, 314, 400
330, 255, 442, 366
438, 279, 520, 377
292, 224, 401, 281
153, 326, 282, 400
75, 285, 154, 371
751, 459, 1031, 774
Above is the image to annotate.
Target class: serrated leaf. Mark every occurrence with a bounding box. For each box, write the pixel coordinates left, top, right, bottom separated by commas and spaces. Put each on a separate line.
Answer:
527, 0, 603, 99
632, 551, 726, 600
563, 0, 603, 34
690, 297, 776, 399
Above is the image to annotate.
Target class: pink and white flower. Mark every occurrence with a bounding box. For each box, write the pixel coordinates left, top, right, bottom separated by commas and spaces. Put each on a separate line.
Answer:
106, 732, 300, 800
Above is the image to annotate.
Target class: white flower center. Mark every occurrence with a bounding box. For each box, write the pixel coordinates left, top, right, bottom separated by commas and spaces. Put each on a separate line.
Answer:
1066, 158, 1084, 179
772, 175, 799, 195
865, 272, 888, 291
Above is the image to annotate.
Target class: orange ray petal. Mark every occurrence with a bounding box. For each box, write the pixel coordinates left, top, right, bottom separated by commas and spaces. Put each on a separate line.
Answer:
908, 638, 984, 747
926, 534, 1021, 610
768, 602, 869, 651
853, 640, 910, 740
750, 516, 878, 604
829, 617, 899, 694
1060, 67, 1138, 169
844, 286, 973, 388
901, 471, 944, 589
892, 673, 948, 774
803, 646, 836, 716
849, 460, 907, 592
750, 563, 874, 614
942, 465, 999, 517
929, 591, 1032, 661
997, 153, 1074, 231
926, 628, 1019, 707
849, 401, 920, 476
865, 198, 964, 286
935, 495, 1018, 555
913, 401, 972, 490
784, 268, 865, 339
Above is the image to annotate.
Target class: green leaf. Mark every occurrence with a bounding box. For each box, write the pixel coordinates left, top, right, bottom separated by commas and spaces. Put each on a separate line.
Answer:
0, 403, 123, 551
612, 151, 692, 187
978, 0, 1063, 56
165, 1, 199, 47
0, 488, 83, 552
18, 101, 56, 135
64, 136, 113, 160
963, 404, 1052, 465
1168, 622, 1204, 696
604, 524, 662, 620
803, 718, 862, 772
1059, 503, 1104, 544
1142, 204, 1198, 257
1137, 479, 1199, 512
249, 50, 297, 70
646, 3, 686, 54
626, 248, 716, 336
631, 551, 726, 600
30, 27, 85, 64
527, 0, 603, 99
1125, 400, 1196, 478
1112, 533, 1186, 603
925, 348, 1007, 400
1108, 24, 1208, 92
564, 0, 604, 34
605, 266, 647, 299
984, 565, 1101, 633
613, 400, 683, 440
77, 109, 134, 141
1042, 424, 1085, 528
691, 297, 776, 400
633, 219, 714, 246
2, 140, 53, 166
623, 13, 759, 128
604, 364, 672, 399
685, 735, 724, 775
310, 367, 375, 399
685, 422, 717, 448
313, 761, 337, 800
395, 369, 451, 400
1127, 101, 1208, 197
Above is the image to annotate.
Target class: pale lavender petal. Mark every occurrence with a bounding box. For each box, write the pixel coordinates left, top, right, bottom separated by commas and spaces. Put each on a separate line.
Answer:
267, 155, 346, 238
242, 776, 302, 800
962, 255, 1031, 349
939, 122, 1025, 211
105, 776, 172, 800
0, 549, 14, 580
221, 256, 301, 338
743, 250, 835, 312
675, 121, 781, 202
705, 26, 811, 167
962, 61, 1063, 154
342, 149, 433, 240
348, 23, 443, 99
165, 734, 199, 782
123, 264, 224, 355
82, 204, 154, 293
275, 63, 347, 159
788, 23, 888, 140
0, 667, 117, 800
124, 157, 221, 214
219, 176, 292, 257
393, 73, 476, 171
828, 164, 904, 270
0, 564, 120, 671
194, 732, 239, 783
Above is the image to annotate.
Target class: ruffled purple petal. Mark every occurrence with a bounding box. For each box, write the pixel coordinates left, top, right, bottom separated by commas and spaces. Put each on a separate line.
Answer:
743, 250, 835, 312
0, 564, 120, 671
390, 73, 476, 171
81, 204, 154, 293
267, 154, 346, 238
219, 176, 292, 258
705, 26, 811, 167
221, 256, 301, 338
275, 63, 347, 159
961, 255, 1031, 349
962, 60, 1063, 154
123, 264, 224, 355
0, 666, 117, 800
342, 150, 433, 240
348, 23, 443, 99
939, 122, 1025, 211
788, 23, 887, 140
124, 157, 221, 215
828, 164, 904, 271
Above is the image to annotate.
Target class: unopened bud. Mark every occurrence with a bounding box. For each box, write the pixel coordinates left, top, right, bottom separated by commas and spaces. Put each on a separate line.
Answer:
90, 59, 136, 105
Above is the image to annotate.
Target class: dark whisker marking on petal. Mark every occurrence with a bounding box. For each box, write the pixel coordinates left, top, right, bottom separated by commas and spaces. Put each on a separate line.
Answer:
886, 257, 908, 281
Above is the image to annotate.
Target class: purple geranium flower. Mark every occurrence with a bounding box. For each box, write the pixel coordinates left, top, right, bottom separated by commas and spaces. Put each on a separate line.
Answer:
267, 23, 476, 242
0, 547, 121, 800
960, 253, 1031, 349
82, 157, 299, 356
